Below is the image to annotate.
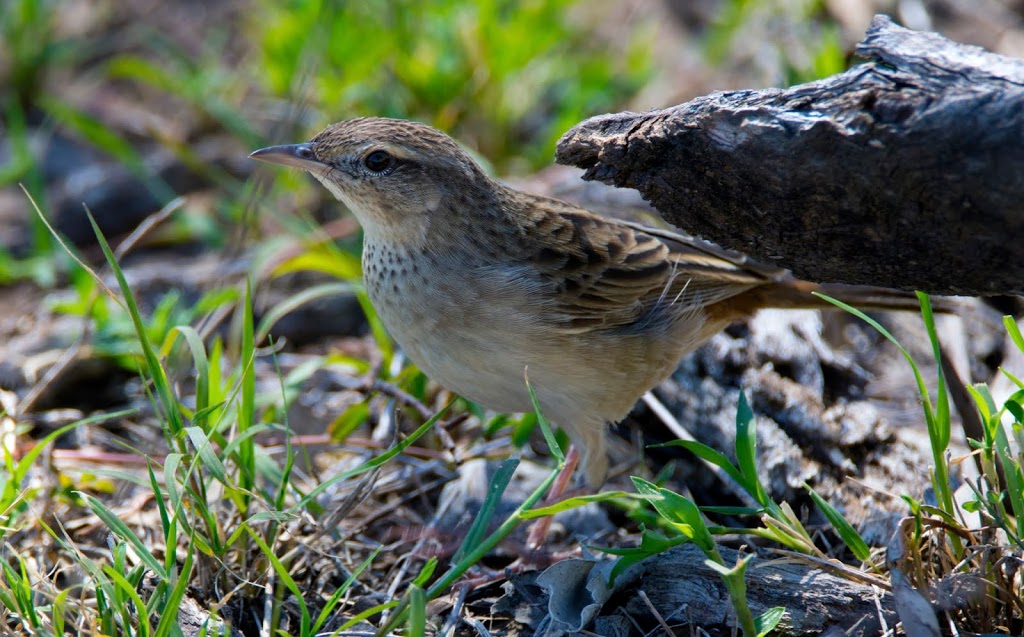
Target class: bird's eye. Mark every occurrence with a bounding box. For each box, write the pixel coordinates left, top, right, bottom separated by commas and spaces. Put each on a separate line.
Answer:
363, 150, 393, 172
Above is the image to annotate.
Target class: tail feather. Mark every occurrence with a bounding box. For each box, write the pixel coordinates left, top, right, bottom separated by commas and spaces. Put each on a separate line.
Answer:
747, 280, 961, 315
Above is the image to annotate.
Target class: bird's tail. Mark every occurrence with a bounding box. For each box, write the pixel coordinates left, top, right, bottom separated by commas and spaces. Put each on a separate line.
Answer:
750, 279, 960, 315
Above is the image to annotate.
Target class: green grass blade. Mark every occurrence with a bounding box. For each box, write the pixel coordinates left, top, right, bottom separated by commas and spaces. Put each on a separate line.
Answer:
3, 411, 133, 517
813, 293, 934, 422
408, 585, 426, 637
815, 292, 960, 526
1002, 368, 1024, 390
965, 383, 999, 446
525, 369, 564, 461
338, 600, 399, 632
169, 326, 211, 421
183, 426, 229, 484
295, 401, 451, 510
85, 494, 167, 579
52, 588, 70, 635
918, 292, 950, 451
994, 424, 1024, 536
601, 527, 688, 584
246, 526, 310, 635
453, 458, 518, 562
84, 208, 184, 434
658, 439, 746, 488
238, 281, 256, 508
312, 547, 382, 633
1, 559, 39, 627
153, 550, 193, 637
145, 461, 174, 571
805, 486, 871, 562
100, 564, 152, 637
411, 558, 438, 588
329, 402, 370, 441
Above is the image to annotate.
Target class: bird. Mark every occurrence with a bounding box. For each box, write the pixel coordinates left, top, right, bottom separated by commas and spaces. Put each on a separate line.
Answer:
250, 117, 936, 486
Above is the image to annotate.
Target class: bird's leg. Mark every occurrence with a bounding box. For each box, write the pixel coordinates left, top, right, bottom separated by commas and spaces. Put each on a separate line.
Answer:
525, 444, 580, 551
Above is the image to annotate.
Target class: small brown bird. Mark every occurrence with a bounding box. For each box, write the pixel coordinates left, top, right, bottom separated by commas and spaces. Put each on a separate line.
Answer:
251, 117, 929, 485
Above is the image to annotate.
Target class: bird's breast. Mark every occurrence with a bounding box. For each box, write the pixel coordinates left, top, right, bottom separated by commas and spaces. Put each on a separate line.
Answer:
361, 242, 546, 410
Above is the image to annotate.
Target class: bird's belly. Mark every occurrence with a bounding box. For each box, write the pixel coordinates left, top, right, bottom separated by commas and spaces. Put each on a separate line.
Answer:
403, 337, 538, 413
365, 269, 693, 428
367, 273, 540, 414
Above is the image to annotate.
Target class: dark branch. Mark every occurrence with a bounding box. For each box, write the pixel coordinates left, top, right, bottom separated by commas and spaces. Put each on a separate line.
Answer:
556, 15, 1024, 296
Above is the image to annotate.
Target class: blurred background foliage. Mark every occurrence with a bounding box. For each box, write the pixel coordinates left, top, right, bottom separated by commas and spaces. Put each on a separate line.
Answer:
0, 0, 663, 283
254, 0, 652, 171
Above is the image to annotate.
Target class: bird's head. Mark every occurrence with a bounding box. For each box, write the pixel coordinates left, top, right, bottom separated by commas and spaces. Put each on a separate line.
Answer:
250, 118, 492, 242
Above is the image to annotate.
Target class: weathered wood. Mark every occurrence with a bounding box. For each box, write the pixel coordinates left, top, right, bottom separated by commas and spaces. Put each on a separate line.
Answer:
555, 15, 1024, 296
616, 544, 896, 636
495, 544, 896, 635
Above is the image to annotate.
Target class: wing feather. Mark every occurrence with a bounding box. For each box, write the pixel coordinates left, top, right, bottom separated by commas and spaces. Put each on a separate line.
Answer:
512, 194, 774, 333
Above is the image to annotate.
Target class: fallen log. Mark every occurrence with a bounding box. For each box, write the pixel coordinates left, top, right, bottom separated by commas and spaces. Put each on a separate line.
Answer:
556, 15, 1024, 296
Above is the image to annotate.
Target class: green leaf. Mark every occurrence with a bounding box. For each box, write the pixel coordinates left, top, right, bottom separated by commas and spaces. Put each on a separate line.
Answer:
183, 426, 228, 484
1006, 399, 1024, 423
100, 564, 152, 637
523, 490, 633, 519
658, 439, 745, 488
598, 526, 687, 584
755, 606, 787, 637
273, 245, 361, 281
412, 558, 438, 588
237, 281, 256, 505
632, 478, 714, 552
168, 326, 210, 424
2, 411, 132, 518
84, 207, 185, 434
965, 383, 999, 446
1002, 367, 1024, 390
704, 551, 753, 578
994, 421, 1024, 532
735, 392, 769, 506
511, 412, 538, 447
329, 401, 370, 441
338, 600, 400, 633
1005, 315, 1024, 353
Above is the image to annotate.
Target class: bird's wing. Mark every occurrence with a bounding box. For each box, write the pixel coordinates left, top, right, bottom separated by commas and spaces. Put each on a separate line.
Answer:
515, 195, 774, 333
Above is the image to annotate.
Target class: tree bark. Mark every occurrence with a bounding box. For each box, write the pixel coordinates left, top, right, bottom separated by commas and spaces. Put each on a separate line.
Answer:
556, 15, 1024, 296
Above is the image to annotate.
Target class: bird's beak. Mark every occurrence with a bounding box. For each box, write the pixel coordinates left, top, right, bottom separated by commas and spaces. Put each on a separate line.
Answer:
249, 143, 324, 171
